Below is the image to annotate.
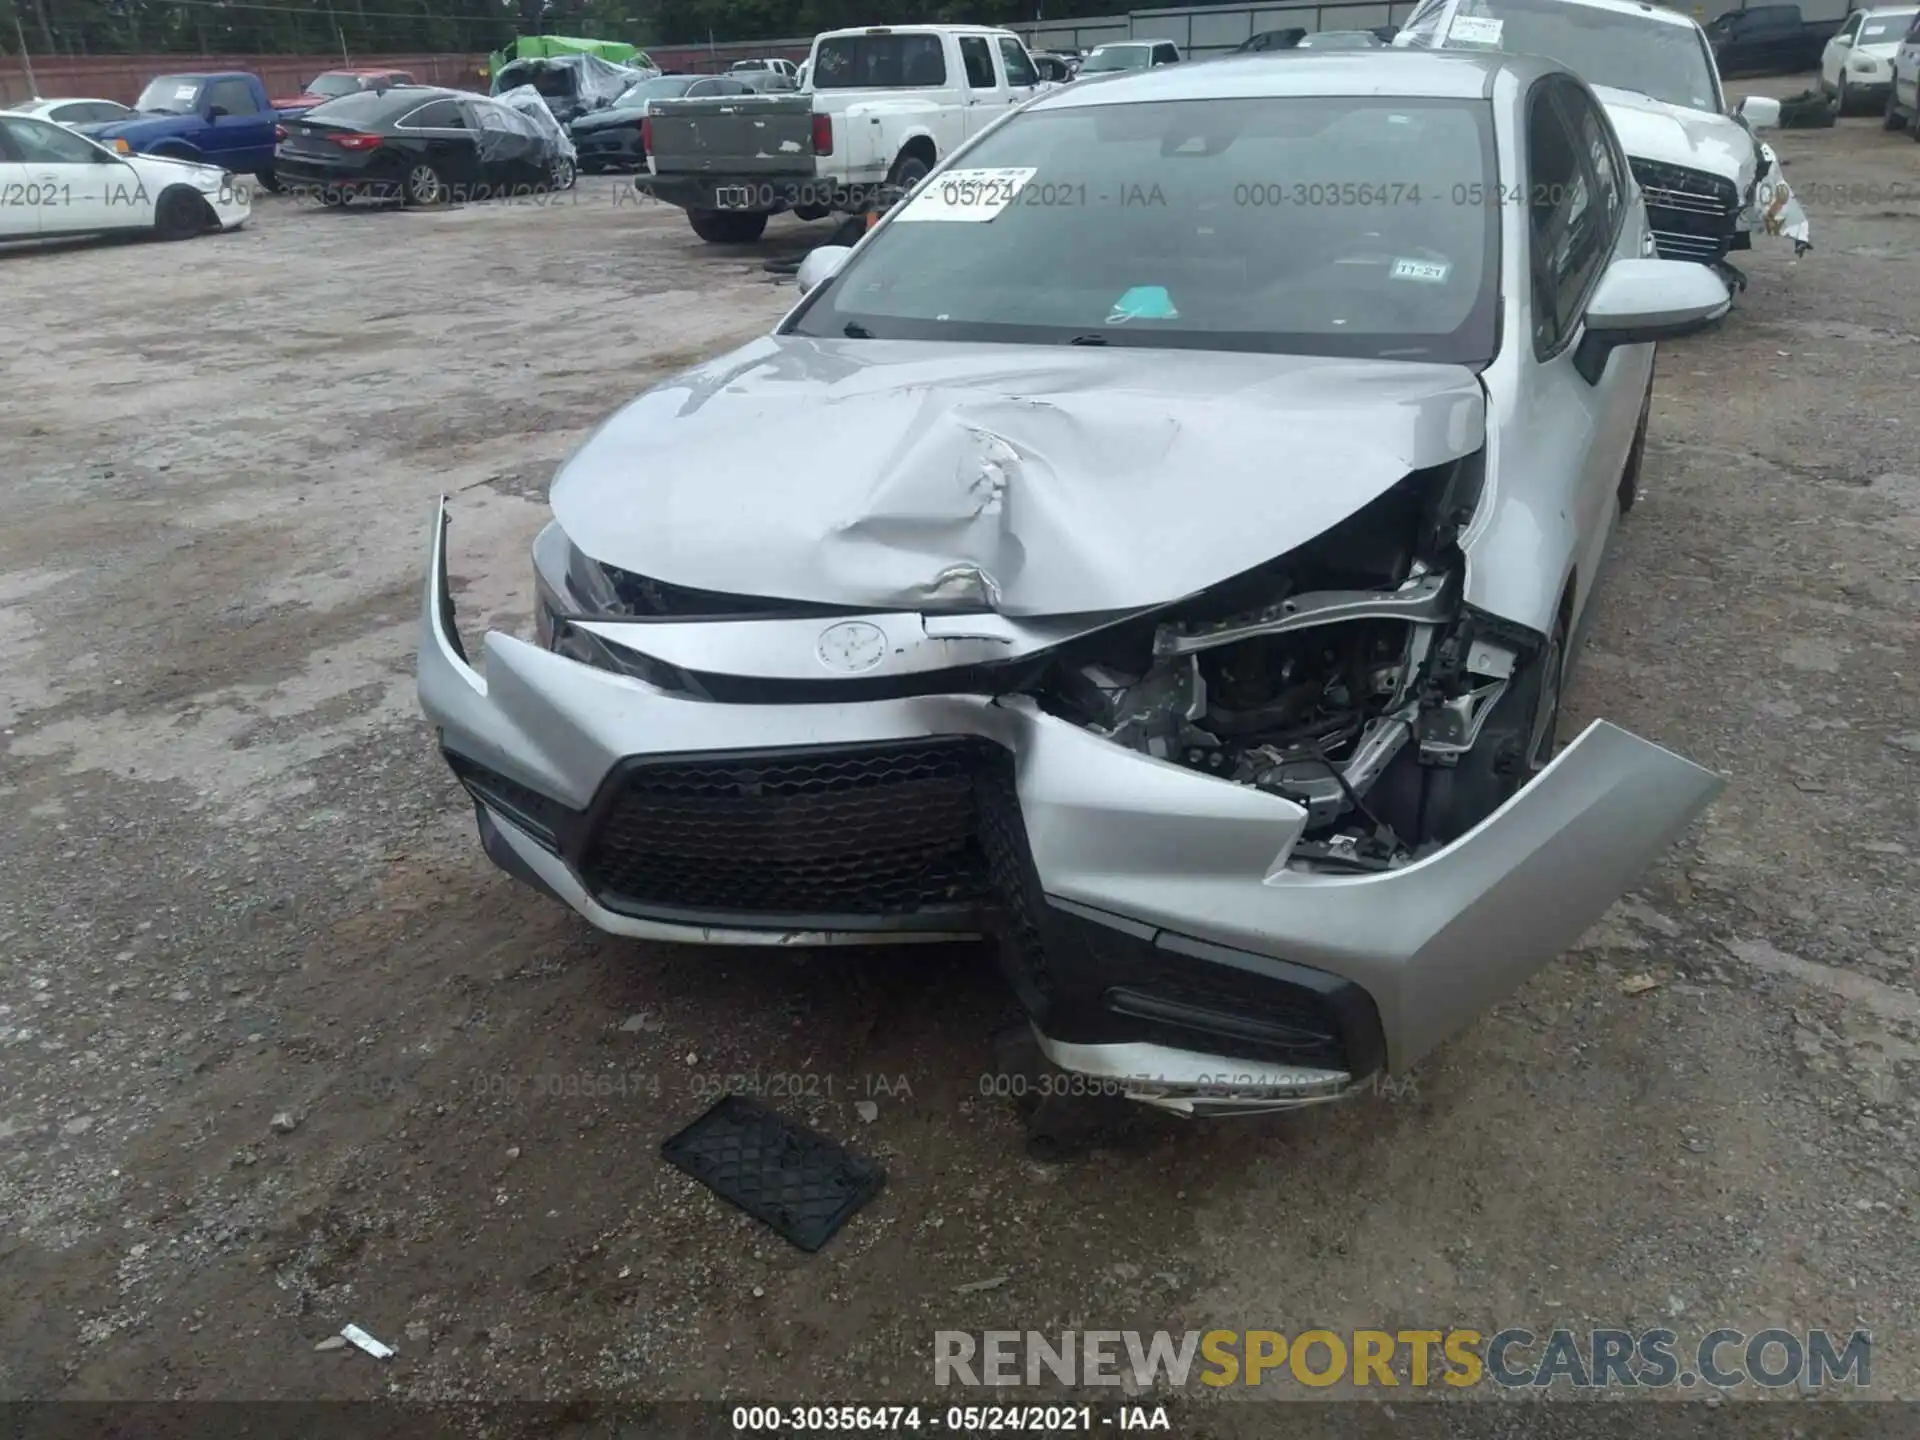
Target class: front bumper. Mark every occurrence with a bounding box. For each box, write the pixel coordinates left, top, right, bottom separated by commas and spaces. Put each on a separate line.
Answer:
204, 177, 251, 230
420, 502, 1724, 1109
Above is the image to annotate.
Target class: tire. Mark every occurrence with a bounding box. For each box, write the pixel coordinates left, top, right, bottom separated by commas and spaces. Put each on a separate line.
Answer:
548, 155, 576, 192
254, 167, 281, 194
1885, 88, 1904, 130
402, 159, 448, 207
686, 208, 768, 243
888, 152, 930, 191
1619, 368, 1652, 515
1837, 74, 1853, 116
153, 186, 207, 241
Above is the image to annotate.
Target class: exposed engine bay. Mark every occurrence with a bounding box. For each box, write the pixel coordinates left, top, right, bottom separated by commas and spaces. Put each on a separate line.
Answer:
1027, 456, 1550, 872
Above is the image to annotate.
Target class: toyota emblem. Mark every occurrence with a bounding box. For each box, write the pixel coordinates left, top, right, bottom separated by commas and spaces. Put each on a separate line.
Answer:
816, 620, 888, 673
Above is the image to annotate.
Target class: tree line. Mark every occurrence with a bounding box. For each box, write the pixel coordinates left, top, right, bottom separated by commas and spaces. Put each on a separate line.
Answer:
0, 0, 1141, 57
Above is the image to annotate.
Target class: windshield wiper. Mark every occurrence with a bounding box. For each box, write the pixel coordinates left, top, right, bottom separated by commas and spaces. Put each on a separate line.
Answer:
842, 322, 873, 338
1067, 333, 1108, 345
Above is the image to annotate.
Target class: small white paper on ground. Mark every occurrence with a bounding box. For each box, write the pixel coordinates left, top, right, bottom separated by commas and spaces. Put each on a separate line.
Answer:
892, 167, 1037, 223
341, 1323, 396, 1360
1446, 15, 1505, 45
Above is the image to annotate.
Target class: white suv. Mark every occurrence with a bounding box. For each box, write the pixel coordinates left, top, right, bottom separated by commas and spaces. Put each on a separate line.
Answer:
1820, 6, 1919, 115
1885, 9, 1920, 130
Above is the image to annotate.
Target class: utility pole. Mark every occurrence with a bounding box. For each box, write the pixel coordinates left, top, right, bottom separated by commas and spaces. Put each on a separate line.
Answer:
12, 16, 40, 98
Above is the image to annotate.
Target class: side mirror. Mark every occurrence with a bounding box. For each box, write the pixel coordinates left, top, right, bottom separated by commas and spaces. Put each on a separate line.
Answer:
795, 244, 852, 296
1735, 94, 1781, 129
1573, 258, 1731, 383
205, 104, 229, 120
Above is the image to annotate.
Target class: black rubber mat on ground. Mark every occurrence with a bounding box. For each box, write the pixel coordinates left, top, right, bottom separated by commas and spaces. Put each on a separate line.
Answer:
661, 1094, 886, 1252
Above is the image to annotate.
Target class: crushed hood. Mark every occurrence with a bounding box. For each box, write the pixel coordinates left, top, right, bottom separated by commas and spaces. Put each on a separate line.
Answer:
1591, 85, 1758, 189
549, 337, 1485, 617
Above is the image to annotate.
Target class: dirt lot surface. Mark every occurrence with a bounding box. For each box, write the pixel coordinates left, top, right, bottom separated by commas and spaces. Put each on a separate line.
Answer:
2, 81, 1917, 1427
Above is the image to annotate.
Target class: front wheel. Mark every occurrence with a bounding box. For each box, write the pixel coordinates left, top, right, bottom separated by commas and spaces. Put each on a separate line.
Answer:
402, 159, 448, 207
1836, 74, 1852, 115
1885, 88, 1904, 130
687, 208, 768, 243
548, 155, 576, 192
153, 187, 207, 241
254, 167, 281, 194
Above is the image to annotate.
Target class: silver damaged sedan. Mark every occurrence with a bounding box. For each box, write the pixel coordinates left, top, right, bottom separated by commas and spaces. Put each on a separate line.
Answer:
420, 51, 1732, 1116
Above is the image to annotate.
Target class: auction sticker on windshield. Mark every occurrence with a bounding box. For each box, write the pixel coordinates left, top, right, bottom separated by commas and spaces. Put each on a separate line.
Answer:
1446, 15, 1505, 46
1391, 257, 1451, 283
893, 168, 1038, 223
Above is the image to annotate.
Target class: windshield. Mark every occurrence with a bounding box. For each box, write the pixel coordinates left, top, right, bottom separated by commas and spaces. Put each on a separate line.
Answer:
788, 95, 1499, 363
1413, 0, 1720, 111
1301, 32, 1380, 48
616, 76, 694, 105
1081, 46, 1152, 72
813, 34, 949, 88
134, 77, 203, 114
306, 73, 364, 98
1861, 11, 1917, 41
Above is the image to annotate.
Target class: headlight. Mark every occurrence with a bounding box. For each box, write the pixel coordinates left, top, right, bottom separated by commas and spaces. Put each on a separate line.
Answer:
564, 541, 626, 615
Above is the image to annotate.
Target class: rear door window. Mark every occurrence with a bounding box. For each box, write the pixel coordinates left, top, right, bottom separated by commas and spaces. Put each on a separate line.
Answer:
401, 99, 468, 128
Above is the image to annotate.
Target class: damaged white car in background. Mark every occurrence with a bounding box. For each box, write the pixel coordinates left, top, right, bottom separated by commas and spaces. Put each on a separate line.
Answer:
1397, 0, 1810, 293
420, 52, 1730, 1118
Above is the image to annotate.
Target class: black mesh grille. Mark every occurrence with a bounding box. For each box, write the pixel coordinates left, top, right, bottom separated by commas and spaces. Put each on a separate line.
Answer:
974, 761, 1055, 1000
579, 739, 1007, 920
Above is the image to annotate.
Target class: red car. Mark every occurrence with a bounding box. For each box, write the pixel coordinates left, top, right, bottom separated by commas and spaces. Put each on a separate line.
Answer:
271, 68, 416, 110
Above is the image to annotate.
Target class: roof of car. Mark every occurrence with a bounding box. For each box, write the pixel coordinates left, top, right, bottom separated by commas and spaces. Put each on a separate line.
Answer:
1503, 0, 1700, 29
1036, 47, 1545, 106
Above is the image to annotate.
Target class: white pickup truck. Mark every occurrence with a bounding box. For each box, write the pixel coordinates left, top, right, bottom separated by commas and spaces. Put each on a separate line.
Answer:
636, 23, 1049, 242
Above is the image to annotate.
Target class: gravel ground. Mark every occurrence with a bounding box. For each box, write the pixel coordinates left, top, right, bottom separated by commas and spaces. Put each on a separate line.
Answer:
1, 84, 1916, 1422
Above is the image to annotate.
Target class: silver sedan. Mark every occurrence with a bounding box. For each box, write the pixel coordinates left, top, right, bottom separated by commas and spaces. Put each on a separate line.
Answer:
420, 50, 1731, 1116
